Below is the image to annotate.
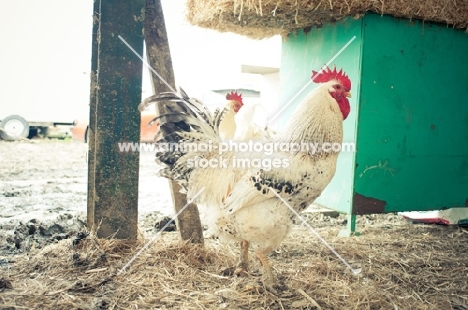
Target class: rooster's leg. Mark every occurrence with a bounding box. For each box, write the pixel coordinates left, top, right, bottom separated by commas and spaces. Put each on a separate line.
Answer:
255, 252, 280, 293
240, 240, 249, 270
234, 240, 249, 276
221, 240, 249, 277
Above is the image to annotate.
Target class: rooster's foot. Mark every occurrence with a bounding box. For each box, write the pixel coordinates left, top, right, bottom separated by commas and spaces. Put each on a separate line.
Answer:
220, 265, 249, 277
234, 267, 249, 277
262, 276, 288, 295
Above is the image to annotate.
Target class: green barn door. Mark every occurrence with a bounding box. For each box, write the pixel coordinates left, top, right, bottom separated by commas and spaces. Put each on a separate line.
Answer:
354, 14, 468, 215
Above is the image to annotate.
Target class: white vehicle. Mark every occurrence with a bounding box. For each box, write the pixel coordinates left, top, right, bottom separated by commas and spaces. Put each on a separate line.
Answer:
0, 110, 82, 141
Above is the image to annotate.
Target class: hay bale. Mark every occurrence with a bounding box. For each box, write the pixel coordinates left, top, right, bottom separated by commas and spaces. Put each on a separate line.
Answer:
186, 0, 468, 39
2, 217, 468, 309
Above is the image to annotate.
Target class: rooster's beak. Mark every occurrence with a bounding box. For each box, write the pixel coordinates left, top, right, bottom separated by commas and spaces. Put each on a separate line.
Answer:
345, 92, 352, 98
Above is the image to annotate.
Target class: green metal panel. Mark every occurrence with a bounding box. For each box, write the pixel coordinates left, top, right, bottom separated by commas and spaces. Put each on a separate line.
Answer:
280, 13, 468, 232
354, 14, 468, 214
279, 19, 362, 215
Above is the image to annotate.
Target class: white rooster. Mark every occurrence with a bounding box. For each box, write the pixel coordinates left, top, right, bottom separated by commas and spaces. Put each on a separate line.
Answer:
218, 90, 244, 141
146, 66, 352, 292
218, 90, 273, 141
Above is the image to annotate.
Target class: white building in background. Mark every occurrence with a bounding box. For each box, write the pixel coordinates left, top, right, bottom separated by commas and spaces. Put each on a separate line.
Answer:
146, 0, 282, 118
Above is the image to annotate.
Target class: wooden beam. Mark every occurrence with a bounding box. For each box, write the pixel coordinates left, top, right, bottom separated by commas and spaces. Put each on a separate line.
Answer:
87, 0, 99, 232
144, 0, 204, 244
88, 0, 145, 239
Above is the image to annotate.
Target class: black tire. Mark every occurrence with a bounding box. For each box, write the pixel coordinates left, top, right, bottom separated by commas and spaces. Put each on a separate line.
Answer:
0, 115, 30, 141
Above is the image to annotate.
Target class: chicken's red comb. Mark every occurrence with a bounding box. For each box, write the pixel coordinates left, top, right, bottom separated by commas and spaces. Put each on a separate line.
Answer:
311, 66, 351, 91
226, 90, 243, 104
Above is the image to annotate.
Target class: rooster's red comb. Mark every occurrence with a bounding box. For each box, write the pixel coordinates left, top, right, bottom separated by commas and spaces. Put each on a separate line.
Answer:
226, 90, 243, 104
311, 66, 351, 91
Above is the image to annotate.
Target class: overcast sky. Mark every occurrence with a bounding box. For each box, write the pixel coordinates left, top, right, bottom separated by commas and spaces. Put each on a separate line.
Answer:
0, 0, 281, 120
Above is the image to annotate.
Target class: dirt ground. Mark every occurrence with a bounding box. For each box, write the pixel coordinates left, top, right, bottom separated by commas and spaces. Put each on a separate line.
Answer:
0, 139, 173, 256
1, 139, 467, 309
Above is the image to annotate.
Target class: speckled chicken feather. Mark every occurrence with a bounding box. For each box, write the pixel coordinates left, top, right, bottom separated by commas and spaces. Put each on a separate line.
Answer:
146, 88, 228, 188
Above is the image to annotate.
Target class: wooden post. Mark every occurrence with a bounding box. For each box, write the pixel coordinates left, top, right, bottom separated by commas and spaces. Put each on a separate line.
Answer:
144, 0, 204, 244
87, 0, 145, 239
87, 0, 99, 231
